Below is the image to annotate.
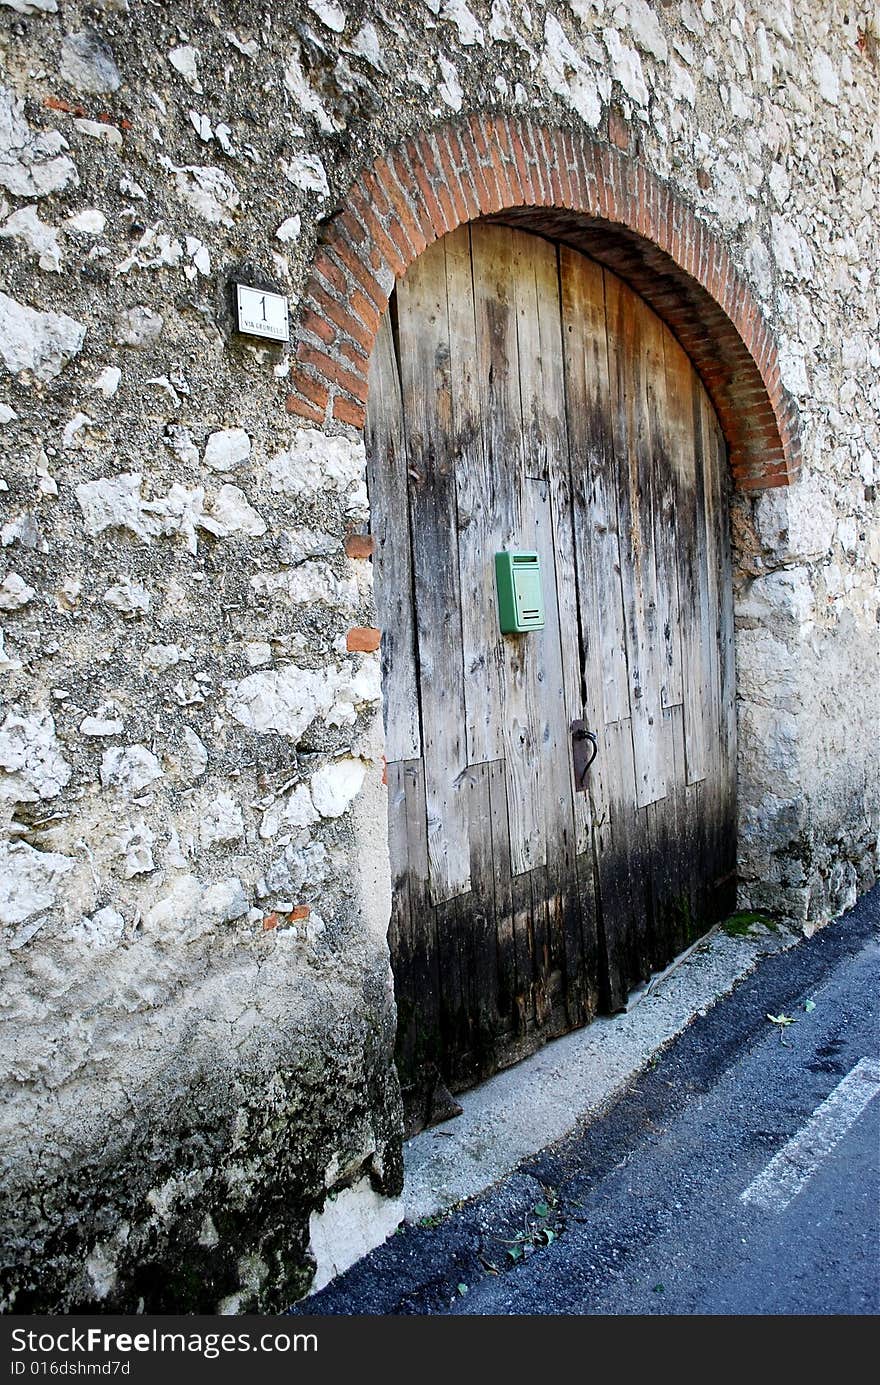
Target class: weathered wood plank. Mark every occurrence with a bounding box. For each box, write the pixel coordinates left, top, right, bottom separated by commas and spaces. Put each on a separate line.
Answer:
520, 237, 594, 852
488, 757, 517, 1031
702, 395, 737, 921
604, 271, 666, 809
447, 225, 505, 766
650, 324, 684, 710
471, 222, 545, 877
398, 757, 444, 1128
528, 475, 587, 1024
559, 248, 630, 730
365, 309, 421, 761
462, 759, 501, 1072
396, 238, 472, 902
663, 332, 708, 784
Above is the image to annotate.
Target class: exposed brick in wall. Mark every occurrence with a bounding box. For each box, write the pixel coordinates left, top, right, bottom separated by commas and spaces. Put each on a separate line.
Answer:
286, 115, 801, 492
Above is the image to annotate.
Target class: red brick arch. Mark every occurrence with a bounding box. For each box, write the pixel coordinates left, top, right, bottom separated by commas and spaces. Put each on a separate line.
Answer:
286, 115, 800, 490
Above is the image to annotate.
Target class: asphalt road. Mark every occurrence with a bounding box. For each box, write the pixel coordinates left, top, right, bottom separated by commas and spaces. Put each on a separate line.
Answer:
297, 887, 880, 1316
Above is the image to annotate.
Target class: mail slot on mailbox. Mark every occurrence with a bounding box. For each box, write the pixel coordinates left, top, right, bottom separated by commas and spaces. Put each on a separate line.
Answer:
495, 551, 545, 633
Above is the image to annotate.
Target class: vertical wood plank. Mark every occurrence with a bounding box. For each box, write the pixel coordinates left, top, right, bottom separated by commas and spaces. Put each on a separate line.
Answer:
663, 332, 708, 784
604, 271, 666, 809
649, 325, 684, 711
447, 225, 505, 766
559, 248, 630, 732
365, 310, 421, 761
471, 222, 545, 877
488, 757, 516, 1033
528, 474, 587, 1026
396, 239, 472, 902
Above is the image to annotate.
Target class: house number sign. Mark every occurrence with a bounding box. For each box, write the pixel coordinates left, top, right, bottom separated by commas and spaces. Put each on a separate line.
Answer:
235, 284, 290, 342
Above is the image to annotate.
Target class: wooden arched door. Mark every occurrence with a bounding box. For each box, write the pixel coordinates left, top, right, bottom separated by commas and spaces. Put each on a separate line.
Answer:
366, 222, 736, 1132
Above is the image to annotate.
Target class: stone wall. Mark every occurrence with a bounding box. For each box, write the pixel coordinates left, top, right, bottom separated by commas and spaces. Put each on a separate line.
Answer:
0, 0, 877, 1309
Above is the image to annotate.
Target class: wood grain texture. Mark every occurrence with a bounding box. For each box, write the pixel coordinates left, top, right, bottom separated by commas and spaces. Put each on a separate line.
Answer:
396, 239, 472, 902
365, 311, 421, 761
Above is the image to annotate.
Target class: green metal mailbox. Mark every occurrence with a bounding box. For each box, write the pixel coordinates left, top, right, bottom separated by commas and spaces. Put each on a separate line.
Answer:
495, 550, 545, 633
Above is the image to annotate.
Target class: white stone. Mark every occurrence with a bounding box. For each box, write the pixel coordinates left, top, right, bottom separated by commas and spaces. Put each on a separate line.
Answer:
227, 31, 259, 59
62, 412, 93, 449
771, 213, 813, 279
0, 205, 62, 271
0, 87, 78, 198
118, 176, 146, 200
113, 819, 155, 878
738, 567, 815, 632
200, 792, 245, 849
0, 291, 85, 381
759, 476, 836, 567
284, 46, 335, 134
117, 228, 182, 273
0, 0, 58, 12
79, 700, 125, 737
75, 473, 148, 541
259, 784, 319, 839
201, 485, 266, 540
100, 744, 163, 795
73, 119, 123, 148
440, 0, 485, 46
282, 153, 330, 198
0, 572, 36, 610
603, 28, 649, 105
60, 30, 121, 93
627, 0, 668, 61
0, 404, 17, 424
104, 581, 150, 617
349, 22, 385, 69
142, 484, 205, 555
308, 0, 346, 32
92, 366, 121, 398
276, 215, 301, 243
0, 839, 73, 925
74, 906, 125, 949
488, 1, 523, 46
168, 45, 203, 93
310, 758, 366, 818
114, 305, 164, 348
181, 727, 208, 779
245, 642, 272, 668
203, 428, 251, 472
0, 629, 23, 672
172, 165, 239, 224
767, 161, 790, 208
266, 429, 365, 496
0, 708, 71, 801
189, 110, 213, 143
669, 58, 696, 107
250, 563, 357, 609
436, 55, 464, 111
144, 644, 181, 673
812, 50, 839, 105
199, 877, 249, 923
228, 665, 342, 741
142, 874, 205, 941
35, 454, 57, 497
66, 208, 106, 235
264, 839, 329, 896
540, 16, 602, 127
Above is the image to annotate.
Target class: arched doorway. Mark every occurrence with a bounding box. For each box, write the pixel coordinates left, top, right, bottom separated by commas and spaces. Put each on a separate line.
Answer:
365, 221, 736, 1132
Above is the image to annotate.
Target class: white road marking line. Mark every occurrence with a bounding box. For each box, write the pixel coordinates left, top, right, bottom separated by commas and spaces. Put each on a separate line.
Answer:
741, 1057, 880, 1213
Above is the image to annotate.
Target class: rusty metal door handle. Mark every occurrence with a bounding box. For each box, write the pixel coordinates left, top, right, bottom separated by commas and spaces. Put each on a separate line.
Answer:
571, 720, 599, 791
